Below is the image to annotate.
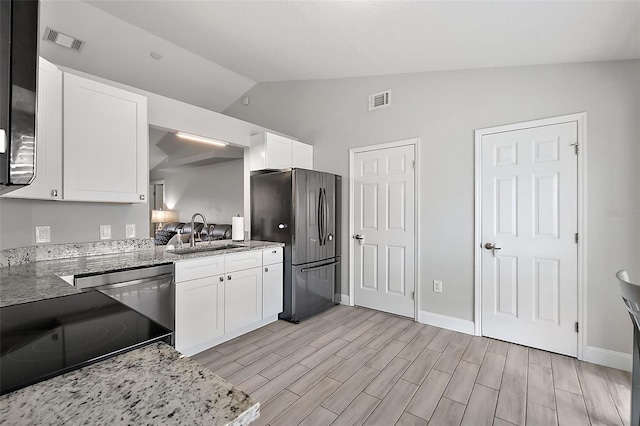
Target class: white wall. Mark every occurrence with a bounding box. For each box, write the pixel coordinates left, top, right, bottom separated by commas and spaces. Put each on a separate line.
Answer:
159, 160, 244, 225
224, 60, 640, 356
0, 61, 275, 250
0, 199, 148, 249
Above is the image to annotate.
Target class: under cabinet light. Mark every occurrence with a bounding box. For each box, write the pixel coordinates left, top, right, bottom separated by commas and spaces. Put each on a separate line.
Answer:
175, 132, 229, 146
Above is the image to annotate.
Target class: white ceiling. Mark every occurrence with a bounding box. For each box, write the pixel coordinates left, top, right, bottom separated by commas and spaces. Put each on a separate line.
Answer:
41, 1, 639, 111
39, 0, 255, 112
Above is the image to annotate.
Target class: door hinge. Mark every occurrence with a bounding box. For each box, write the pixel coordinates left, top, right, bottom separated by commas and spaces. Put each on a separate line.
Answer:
571, 143, 579, 155
412, 160, 416, 169
575, 322, 579, 333
411, 291, 415, 300
575, 233, 579, 244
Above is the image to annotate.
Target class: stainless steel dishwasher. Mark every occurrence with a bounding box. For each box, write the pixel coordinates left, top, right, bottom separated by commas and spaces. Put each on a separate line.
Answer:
76, 264, 175, 345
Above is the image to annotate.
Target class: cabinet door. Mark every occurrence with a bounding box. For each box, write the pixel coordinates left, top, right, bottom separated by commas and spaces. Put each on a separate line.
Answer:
175, 275, 225, 354
3, 58, 62, 200
63, 73, 148, 203
225, 267, 263, 333
265, 133, 292, 170
263, 262, 283, 318
292, 140, 313, 170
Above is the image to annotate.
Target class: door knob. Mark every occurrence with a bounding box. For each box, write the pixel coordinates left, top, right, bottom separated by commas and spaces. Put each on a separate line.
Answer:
484, 242, 501, 250
354, 234, 364, 240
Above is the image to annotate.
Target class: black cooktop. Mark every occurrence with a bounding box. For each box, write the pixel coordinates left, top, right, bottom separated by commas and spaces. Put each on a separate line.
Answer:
0, 291, 172, 396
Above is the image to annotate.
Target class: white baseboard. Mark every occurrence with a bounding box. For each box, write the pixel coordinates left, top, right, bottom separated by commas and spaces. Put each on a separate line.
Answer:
583, 345, 632, 372
418, 310, 475, 335
339, 294, 351, 306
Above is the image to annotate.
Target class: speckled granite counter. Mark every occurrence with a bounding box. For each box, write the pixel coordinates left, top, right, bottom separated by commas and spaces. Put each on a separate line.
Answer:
0, 241, 280, 424
0, 342, 259, 425
0, 240, 283, 307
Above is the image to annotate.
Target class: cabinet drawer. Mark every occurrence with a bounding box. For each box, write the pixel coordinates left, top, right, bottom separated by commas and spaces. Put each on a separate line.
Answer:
225, 250, 263, 273
263, 247, 283, 265
175, 255, 225, 282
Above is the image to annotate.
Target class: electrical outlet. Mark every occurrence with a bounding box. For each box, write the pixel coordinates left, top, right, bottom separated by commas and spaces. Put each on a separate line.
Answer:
100, 225, 112, 240
433, 280, 443, 293
35, 226, 50, 244
125, 224, 136, 239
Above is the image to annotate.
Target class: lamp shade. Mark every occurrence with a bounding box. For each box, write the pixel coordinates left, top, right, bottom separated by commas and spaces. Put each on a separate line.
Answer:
151, 209, 178, 223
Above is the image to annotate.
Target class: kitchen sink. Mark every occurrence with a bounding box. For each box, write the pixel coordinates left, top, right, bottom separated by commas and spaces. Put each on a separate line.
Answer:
167, 244, 245, 255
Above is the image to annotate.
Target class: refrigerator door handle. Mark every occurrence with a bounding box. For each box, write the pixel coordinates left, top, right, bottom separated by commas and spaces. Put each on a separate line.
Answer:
300, 259, 339, 273
317, 189, 323, 246
323, 187, 329, 245
320, 187, 327, 245
319, 188, 324, 246
320, 188, 323, 246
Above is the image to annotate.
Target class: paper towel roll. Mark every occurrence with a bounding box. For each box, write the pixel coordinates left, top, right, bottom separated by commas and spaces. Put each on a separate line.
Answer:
232, 216, 244, 241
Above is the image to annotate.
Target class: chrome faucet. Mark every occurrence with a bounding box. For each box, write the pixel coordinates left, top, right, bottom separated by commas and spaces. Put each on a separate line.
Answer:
190, 212, 209, 248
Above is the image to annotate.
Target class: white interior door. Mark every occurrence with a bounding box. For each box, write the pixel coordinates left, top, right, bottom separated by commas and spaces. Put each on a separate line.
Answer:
481, 121, 578, 356
353, 144, 415, 318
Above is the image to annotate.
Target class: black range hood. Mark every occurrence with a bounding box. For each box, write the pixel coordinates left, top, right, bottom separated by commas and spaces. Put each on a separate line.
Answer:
0, 0, 39, 195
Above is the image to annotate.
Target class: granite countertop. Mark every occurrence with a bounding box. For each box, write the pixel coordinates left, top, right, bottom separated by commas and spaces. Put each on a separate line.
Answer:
0, 241, 278, 424
0, 240, 283, 307
0, 342, 260, 426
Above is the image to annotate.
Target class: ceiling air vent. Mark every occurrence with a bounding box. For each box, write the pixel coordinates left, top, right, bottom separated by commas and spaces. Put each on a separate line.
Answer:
43, 27, 85, 52
368, 90, 390, 111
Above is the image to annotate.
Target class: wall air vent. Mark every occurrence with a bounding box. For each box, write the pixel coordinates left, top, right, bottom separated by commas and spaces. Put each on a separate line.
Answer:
368, 90, 390, 111
43, 27, 85, 52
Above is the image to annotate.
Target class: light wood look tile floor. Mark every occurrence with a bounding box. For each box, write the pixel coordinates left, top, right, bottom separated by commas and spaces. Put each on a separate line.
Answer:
191, 306, 631, 426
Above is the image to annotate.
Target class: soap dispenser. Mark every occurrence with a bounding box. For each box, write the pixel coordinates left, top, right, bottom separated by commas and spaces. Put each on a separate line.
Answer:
176, 229, 183, 248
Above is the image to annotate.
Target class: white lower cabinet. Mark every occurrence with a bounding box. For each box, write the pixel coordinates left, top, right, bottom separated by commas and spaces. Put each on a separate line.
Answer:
263, 263, 283, 318
174, 247, 283, 356
224, 267, 263, 333
175, 275, 224, 354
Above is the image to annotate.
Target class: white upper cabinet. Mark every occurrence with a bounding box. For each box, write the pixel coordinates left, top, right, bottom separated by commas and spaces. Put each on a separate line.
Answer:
250, 132, 292, 171
3, 58, 62, 200
292, 140, 313, 169
250, 132, 314, 171
63, 73, 148, 203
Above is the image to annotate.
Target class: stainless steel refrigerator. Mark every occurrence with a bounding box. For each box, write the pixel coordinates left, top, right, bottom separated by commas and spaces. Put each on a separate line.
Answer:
251, 169, 341, 323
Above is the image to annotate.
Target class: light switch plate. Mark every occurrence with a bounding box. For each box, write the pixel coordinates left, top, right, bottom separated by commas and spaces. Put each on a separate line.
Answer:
125, 224, 136, 239
35, 226, 50, 244
100, 225, 112, 240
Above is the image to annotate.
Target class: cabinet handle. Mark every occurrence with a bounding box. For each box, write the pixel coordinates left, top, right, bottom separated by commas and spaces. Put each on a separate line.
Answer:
139, 194, 145, 200
219, 276, 224, 282
272, 250, 277, 254
265, 267, 269, 272
51, 189, 58, 197
227, 275, 232, 280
